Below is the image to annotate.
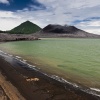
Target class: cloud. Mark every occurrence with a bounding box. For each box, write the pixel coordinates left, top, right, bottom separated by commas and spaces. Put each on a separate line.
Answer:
0, 0, 100, 34
0, 10, 23, 31
0, 11, 15, 17
37, 0, 100, 9
74, 18, 100, 34
0, 0, 9, 4
0, 18, 22, 31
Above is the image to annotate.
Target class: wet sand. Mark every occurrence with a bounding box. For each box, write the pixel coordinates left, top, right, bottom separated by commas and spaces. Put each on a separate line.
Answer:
0, 57, 99, 100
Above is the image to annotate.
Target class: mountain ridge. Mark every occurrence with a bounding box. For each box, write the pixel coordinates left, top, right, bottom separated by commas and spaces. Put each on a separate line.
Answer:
0, 21, 100, 38
9, 21, 41, 34
33, 24, 100, 38
42, 24, 78, 34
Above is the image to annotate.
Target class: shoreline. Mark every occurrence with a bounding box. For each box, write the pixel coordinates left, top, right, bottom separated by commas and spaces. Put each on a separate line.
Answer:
0, 51, 100, 100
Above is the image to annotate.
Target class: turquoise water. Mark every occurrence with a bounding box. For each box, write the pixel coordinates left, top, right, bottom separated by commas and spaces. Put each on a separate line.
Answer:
0, 38, 100, 88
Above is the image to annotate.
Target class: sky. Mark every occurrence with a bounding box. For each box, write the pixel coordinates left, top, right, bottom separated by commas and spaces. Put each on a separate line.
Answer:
0, 0, 100, 34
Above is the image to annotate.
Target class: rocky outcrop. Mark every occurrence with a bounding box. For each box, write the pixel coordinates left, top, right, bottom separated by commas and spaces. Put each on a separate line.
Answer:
0, 33, 39, 42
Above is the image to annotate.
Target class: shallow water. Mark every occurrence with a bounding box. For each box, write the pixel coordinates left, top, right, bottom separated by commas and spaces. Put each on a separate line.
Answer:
0, 38, 100, 89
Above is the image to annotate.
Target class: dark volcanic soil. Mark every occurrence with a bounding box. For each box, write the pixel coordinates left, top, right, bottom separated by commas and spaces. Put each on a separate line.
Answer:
33, 24, 100, 38
0, 56, 99, 100
0, 86, 10, 100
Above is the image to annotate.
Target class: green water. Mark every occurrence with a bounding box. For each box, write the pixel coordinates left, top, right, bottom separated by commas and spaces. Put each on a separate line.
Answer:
0, 38, 100, 88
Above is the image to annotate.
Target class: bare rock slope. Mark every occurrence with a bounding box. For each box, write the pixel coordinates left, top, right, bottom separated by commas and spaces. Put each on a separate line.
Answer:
33, 24, 100, 38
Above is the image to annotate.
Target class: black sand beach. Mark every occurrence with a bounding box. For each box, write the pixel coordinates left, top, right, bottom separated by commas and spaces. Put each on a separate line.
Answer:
0, 54, 100, 100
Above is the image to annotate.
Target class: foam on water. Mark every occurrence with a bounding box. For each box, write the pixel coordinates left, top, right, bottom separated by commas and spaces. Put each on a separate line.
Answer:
16, 56, 21, 59
90, 88, 100, 92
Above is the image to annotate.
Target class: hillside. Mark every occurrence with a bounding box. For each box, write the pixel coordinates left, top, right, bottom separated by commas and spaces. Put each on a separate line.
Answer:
33, 24, 100, 38
0, 30, 3, 33
9, 21, 41, 34
0, 30, 6, 33
42, 24, 78, 33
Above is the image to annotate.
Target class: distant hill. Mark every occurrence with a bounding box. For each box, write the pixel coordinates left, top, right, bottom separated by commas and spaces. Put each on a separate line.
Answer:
9, 21, 41, 34
0, 30, 7, 33
33, 24, 100, 38
42, 24, 78, 33
0, 30, 3, 33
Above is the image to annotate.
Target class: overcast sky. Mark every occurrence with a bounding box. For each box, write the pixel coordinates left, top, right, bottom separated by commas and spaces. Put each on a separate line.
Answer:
0, 0, 100, 34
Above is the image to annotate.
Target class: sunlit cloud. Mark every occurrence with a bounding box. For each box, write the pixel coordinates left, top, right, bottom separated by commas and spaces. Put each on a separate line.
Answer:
0, 0, 9, 4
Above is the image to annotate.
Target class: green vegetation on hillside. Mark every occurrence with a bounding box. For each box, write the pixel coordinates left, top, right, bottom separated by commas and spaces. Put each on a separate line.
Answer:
9, 21, 41, 34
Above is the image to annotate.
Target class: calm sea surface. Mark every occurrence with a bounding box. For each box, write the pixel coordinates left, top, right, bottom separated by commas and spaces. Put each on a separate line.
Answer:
0, 38, 100, 89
